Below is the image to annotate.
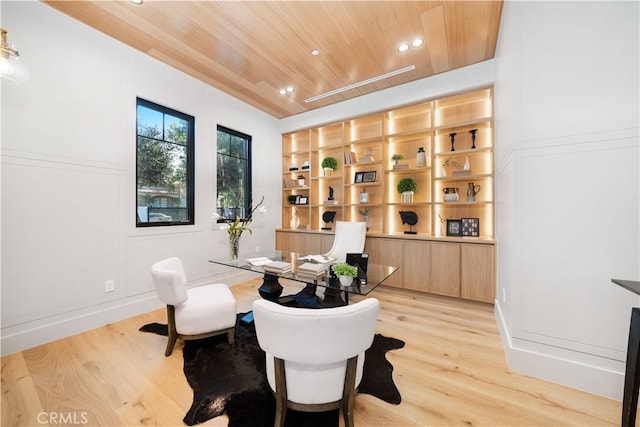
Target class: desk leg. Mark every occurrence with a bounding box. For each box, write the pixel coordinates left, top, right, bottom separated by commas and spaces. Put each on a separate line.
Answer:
623, 307, 640, 427
258, 274, 283, 301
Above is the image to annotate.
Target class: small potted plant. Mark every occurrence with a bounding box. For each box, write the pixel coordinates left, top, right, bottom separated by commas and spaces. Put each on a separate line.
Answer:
322, 157, 338, 176
391, 154, 404, 166
297, 174, 305, 186
331, 262, 358, 287
288, 195, 297, 205
397, 177, 417, 203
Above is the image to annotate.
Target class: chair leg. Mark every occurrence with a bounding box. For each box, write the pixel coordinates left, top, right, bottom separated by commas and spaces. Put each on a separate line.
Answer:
341, 356, 358, 427
274, 357, 287, 427
165, 305, 178, 357
227, 328, 235, 345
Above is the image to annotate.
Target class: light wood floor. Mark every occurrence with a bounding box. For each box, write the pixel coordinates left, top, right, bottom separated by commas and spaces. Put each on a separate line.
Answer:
2, 279, 623, 426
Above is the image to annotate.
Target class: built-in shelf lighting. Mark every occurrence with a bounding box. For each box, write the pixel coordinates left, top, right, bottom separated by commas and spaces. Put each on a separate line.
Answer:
304, 65, 415, 103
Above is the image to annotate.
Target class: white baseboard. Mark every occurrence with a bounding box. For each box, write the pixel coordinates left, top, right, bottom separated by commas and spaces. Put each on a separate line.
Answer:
1, 269, 260, 356
494, 301, 625, 402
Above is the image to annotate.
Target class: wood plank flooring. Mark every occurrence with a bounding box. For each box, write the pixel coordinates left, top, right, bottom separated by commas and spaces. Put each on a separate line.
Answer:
1, 279, 622, 426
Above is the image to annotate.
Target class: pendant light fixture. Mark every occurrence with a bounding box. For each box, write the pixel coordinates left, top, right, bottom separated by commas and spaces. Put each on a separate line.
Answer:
1, 28, 30, 85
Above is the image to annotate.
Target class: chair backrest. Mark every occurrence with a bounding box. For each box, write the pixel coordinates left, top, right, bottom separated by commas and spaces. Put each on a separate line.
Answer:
253, 298, 379, 364
150, 257, 189, 306
324, 221, 367, 262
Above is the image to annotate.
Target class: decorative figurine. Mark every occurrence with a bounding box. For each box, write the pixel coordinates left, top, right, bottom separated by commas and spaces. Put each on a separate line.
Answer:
399, 211, 418, 234
449, 133, 456, 151
321, 211, 337, 230
328, 186, 334, 201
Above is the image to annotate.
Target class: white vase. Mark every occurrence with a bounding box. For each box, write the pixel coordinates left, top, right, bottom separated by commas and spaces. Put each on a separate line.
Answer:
324, 168, 333, 176
401, 191, 414, 203
339, 276, 354, 287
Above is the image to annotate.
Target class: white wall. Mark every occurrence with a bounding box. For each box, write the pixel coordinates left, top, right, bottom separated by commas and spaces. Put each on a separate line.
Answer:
494, 1, 639, 400
0, 1, 281, 356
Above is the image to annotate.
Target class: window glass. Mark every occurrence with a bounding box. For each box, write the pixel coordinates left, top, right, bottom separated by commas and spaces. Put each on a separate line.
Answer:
216, 126, 252, 220
136, 98, 194, 226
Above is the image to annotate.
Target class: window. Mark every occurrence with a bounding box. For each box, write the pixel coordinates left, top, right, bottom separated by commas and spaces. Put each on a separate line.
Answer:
136, 98, 194, 226
216, 125, 252, 220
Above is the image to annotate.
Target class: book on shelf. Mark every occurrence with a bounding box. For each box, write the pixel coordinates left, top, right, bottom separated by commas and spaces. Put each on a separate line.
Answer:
283, 178, 294, 188
392, 164, 409, 170
358, 156, 374, 163
344, 151, 358, 165
452, 170, 472, 175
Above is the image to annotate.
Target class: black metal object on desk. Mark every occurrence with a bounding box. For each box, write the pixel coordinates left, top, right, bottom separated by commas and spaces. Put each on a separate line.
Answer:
612, 278, 640, 427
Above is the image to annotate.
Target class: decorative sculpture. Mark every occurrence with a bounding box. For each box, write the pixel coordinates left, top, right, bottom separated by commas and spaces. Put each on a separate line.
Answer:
328, 186, 334, 201
321, 211, 337, 230
399, 211, 418, 234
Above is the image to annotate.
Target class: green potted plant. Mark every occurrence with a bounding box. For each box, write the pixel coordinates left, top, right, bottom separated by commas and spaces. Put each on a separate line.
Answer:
331, 262, 358, 287
397, 177, 417, 203
297, 174, 305, 186
391, 153, 404, 165
321, 157, 338, 176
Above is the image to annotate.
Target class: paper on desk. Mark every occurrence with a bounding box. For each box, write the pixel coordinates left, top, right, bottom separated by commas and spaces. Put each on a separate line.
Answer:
298, 254, 335, 264
246, 257, 273, 266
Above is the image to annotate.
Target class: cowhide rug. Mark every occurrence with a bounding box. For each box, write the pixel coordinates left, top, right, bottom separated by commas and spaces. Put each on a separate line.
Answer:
140, 313, 404, 426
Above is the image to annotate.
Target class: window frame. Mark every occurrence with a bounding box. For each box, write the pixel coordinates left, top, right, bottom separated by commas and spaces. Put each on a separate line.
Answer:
216, 125, 252, 222
136, 97, 195, 227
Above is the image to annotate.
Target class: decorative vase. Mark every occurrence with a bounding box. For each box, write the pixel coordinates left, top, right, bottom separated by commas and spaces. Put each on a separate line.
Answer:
401, 191, 414, 203
416, 147, 426, 167
324, 168, 333, 176
463, 156, 470, 171
449, 133, 457, 151
298, 179, 305, 186
339, 276, 353, 287
229, 236, 240, 260
469, 129, 478, 149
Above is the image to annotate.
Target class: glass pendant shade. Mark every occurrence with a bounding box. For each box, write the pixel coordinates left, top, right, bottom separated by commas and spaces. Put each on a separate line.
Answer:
0, 29, 29, 85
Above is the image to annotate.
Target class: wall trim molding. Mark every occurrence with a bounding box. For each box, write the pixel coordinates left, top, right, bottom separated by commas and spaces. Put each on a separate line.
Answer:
495, 302, 625, 401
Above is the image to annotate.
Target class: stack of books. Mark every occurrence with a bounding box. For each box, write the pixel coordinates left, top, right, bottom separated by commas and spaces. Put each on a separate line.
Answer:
296, 262, 329, 282
392, 163, 409, 170
263, 261, 292, 275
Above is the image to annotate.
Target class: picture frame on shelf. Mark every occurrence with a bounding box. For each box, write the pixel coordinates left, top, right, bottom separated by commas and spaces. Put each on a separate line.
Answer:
446, 219, 463, 236
461, 218, 480, 237
297, 196, 308, 205
354, 172, 364, 183
362, 171, 377, 183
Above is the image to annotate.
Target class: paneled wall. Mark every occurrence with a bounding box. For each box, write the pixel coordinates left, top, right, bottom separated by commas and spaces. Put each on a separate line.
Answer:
0, 1, 281, 355
494, 1, 639, 400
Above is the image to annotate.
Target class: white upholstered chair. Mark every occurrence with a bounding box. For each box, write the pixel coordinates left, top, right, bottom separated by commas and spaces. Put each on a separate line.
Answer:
323, 221, 367, 261
150, 257, 237, 356
253, 298, 380, 427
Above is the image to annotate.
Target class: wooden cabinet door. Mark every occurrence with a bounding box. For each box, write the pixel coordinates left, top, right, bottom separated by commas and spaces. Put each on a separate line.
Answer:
364, 238, 404, 288
429, 242, 460, 297
461, 244, 495, 303
402, 240, 430, 292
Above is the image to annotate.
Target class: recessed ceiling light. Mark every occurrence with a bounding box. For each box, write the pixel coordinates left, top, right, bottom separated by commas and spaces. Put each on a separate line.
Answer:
411, 38, 424, 48
286, 87, 295, 93
397, 43, 410, 53
279, 89, 287, 95
311, 49, 320, 56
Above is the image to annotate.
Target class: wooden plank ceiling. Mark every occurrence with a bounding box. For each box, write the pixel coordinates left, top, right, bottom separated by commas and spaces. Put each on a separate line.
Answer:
43, 1, 503, 119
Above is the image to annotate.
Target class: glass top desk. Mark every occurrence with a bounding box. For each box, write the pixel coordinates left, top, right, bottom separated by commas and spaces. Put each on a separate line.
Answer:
210, 251, 398, 307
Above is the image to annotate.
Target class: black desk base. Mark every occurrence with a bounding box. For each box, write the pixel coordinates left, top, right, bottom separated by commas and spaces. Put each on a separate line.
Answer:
612, 278, 640, 427
623, 307, 640, 427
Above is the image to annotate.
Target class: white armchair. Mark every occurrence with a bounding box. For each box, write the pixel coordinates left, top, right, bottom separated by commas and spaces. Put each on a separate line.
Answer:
253, 298, 380, 427
150, 257, 237, 356
324, 221, 367, 262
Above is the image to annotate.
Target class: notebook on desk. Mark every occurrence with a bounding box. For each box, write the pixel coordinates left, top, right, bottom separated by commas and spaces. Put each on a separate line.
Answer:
346, 253, 368, 285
